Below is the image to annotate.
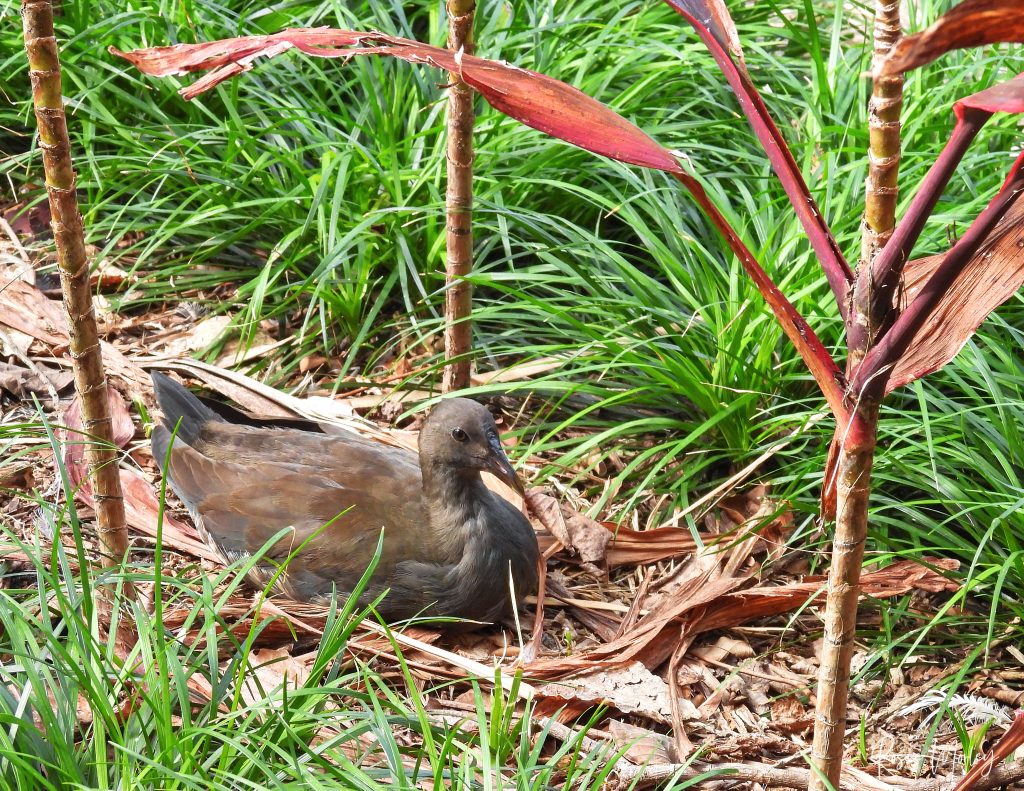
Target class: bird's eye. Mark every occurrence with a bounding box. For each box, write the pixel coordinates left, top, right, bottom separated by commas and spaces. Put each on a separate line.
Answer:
451, 427, 468, 442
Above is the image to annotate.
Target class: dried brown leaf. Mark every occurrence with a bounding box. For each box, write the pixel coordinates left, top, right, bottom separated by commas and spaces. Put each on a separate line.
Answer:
887, 197, 1024, 392
0, 362, 52, 400
160, 314, 232, 358
603, 525, 697, 567
607, 719, 679, 765
524, 559, 958, 679
0, 465, 34, 491
0, 277, 68, 346
542, 662, 677, 724
0, 278, 148, 395
469, 355, 569, 385
526, 491, 610, 565
878, 0, 1024, 76
238, 647, 313, 707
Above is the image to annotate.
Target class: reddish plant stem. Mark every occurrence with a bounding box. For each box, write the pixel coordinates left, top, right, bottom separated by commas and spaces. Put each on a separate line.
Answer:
670, 172, 849, 423
441, 0, 476, 393
809, 402, 879, 791
22, 0, 129, 569
855, 157, 1024, 396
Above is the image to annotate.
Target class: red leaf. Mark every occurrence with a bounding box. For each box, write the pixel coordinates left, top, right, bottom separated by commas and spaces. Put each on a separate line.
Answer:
112, 29, 683, 175
854, 151, 1024, 394
664, 0, 746, 71
885, 196, 1024, 393
663, 0, 853, 308
878, 0, 1024, 77
957, 71, 1024, 117
820, 433, 840, 523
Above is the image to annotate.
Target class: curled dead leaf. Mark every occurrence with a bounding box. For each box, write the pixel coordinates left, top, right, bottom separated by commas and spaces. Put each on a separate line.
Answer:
526, 490, 610, 566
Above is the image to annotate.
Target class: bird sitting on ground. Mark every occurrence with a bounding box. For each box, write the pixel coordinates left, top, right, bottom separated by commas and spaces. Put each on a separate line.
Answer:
150, 372, 539, 627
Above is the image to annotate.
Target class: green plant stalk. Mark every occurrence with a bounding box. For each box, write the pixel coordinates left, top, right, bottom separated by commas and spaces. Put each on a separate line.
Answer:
811, 3, 903, 787
441, 0, 476, 393
21, 0, 129, 570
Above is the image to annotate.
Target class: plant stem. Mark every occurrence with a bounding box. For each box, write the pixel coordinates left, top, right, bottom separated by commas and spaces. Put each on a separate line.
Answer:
22, 0, 130, 570
809, 402, 879, 791
847, 0, 904, 371
441, 0, 476, 393
811, 3, 902, 788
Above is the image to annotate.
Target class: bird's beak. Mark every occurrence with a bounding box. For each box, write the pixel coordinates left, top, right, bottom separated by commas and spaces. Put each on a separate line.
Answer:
486, 434, 526, 497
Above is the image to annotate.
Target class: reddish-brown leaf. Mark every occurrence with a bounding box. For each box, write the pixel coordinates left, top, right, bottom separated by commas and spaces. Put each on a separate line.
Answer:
526, 491, 610, 566
663, 0, 853, 307
0, 277, 68, 347
0, 278, 149, 395
878, 0, 1024, 77
886, 191, 1024, 393
61, 386, 135, 489
820, 431, 841, 523
662, 0, 746, 71
603, 525, 697, 567
60, 386, 216, 560
112, 29, 683, 174
522, 558, 958, 678
957, 71, 1024, 116
952, 711, 1024, 791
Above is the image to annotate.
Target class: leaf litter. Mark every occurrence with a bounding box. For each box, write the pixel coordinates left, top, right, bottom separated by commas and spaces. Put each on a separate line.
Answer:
3, 219, 1024, 790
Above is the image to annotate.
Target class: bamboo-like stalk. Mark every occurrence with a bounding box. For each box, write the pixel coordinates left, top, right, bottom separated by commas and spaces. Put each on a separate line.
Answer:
810, 3, 903, 788
809, 404, 878, 791
440, 0, 476, 393
22, 0, 129, 568
848, 0, 904, 370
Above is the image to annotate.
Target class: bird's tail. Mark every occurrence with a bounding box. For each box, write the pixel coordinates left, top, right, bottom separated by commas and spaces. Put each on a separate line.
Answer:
151, 372, 224, 463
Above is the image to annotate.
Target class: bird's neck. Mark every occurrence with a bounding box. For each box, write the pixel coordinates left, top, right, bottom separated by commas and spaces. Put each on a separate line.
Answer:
420, 464, 491, 556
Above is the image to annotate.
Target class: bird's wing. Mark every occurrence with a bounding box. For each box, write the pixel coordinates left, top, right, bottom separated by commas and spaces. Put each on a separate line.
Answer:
158, 423, 435, 601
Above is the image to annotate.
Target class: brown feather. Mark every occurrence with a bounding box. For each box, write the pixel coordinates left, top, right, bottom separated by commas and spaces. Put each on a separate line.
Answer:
151, 373, 538, 627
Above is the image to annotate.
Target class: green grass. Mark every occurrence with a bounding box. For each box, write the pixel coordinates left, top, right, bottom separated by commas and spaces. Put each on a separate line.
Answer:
0, 545, 620, 789
3, 0, 1024, 738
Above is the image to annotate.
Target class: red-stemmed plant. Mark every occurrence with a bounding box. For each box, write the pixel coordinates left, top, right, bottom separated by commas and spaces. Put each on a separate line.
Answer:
112, 0, 1024, 786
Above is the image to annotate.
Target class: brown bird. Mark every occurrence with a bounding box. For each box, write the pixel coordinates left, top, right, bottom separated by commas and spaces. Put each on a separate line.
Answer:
150, 372, 538, 626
